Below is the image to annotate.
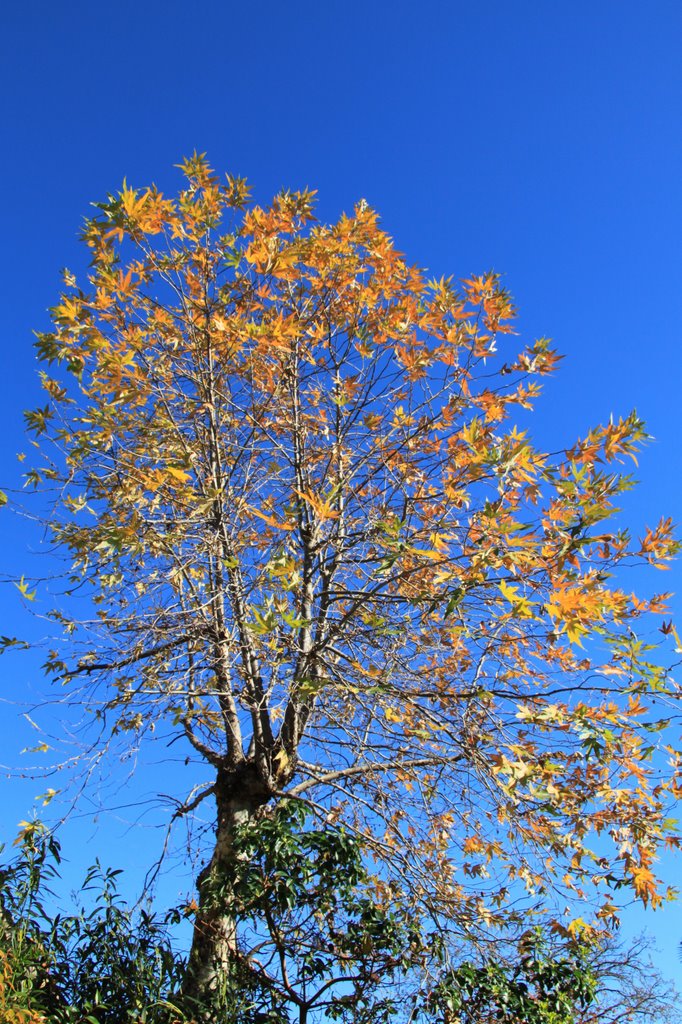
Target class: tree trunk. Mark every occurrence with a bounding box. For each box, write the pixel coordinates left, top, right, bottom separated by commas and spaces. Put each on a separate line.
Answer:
180, 761, 272, 1017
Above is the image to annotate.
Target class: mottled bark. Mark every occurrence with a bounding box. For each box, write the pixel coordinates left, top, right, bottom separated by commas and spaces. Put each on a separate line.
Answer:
181, 762, 272, 1015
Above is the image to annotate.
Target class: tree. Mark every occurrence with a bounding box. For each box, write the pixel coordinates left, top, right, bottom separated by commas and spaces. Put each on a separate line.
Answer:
17, 154, 681, 1016
176, 802, 431, 1022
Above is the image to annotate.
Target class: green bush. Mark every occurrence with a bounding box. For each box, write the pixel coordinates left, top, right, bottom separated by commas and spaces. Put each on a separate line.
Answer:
0, 822, 184, 1024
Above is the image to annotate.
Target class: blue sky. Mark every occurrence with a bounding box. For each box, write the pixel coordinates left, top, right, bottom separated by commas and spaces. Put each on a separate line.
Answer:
2, 0, 682, 993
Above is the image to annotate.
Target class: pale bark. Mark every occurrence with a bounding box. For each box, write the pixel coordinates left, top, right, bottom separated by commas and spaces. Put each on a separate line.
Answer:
181, 762, 272, 1015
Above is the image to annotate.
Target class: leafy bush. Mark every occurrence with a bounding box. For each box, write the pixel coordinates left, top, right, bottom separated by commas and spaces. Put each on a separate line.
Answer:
0, 822, 184, 1023
423, 931, 597, 1024
1, 817, 677, 1024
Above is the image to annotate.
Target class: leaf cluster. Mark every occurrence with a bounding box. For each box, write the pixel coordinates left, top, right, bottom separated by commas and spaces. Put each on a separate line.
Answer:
0, 824, 184, 1024
424, 931, 597, 1024
193, 802, 428, 1023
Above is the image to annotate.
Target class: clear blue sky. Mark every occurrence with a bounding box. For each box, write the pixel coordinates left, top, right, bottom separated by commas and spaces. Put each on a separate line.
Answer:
1, 0, 681, 992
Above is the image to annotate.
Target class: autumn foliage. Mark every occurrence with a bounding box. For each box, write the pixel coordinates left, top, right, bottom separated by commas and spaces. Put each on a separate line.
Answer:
22, 154, 681, 1012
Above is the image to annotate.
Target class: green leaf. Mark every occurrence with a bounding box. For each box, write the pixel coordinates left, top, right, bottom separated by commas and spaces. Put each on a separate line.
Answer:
0, 635, 29, 652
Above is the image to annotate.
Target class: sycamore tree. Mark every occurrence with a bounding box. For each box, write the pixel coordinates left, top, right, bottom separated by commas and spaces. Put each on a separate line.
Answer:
15, 155, 681, 1015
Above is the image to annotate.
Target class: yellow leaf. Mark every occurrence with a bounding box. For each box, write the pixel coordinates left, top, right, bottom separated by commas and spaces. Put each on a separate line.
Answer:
166, 466, 191, 483
296, 489, 340, 520
36, 788, 58, 806
24, 742, 50, 754
411, 548, 444, 561
121, 182, 148, 220
245, 504, 294, 531
15, 576, 36, 601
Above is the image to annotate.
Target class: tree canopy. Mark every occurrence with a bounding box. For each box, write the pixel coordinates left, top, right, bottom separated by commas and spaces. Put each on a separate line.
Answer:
14, 154, 681, 1016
